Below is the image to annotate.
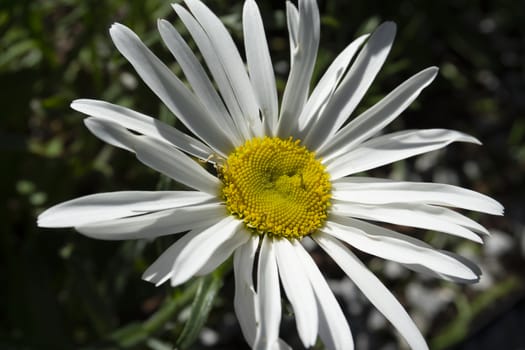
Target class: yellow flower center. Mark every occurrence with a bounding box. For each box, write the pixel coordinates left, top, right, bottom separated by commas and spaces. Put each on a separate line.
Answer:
220, 137, 331, 240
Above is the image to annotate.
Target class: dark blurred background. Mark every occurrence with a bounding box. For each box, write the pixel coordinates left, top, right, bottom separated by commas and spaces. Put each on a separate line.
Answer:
1, 0, 524, 349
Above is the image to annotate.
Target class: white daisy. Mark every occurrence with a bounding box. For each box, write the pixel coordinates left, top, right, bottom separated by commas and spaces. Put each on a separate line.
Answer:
38, 0, 504, 349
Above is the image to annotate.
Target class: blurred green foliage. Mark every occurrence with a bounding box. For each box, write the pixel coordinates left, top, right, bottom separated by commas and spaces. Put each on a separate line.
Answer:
1, 0, 524, 349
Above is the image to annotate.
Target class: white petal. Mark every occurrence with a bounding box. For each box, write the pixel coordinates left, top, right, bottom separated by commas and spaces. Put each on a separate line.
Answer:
298, 34, 369, 139
173, 4, 253, 141
38, 190, 214, 228
254, 236, 281, 350
142, 217, 240, 287
196, 226, 250, 276
327, 129, 481, 179
423, 206, 490, 235
72, 99, 212, 160
156, 20, 241, 146
168, 216, 243, 286
294, 240, 354, 350
243, 0, 278, 133
305, 22, 396, 150
85, 119, 220, 194
332, 176, 504, 215
76, 203, 224, 241
83, 117, 134, 152
277, 0, 320, 137
285, 2, 299, 49
109, 23, 233, 155
320, 67, 439, 160
142, 226, 203, 286
274, 239, 318, 347
322, 216, 480, 281
314, 233, 429, 350
401, 250, 482, 284
183, 0, 263, 137
275, 340, 292, 350
131, 134, 221, 195
331, 201, 484, 243
234, 235, 260, 346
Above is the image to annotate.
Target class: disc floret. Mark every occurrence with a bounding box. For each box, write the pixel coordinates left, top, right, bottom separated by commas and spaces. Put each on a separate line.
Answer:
220, 137, 331, 240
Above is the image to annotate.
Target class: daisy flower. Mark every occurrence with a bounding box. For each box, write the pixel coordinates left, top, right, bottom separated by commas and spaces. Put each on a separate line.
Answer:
38, 0, 503, 349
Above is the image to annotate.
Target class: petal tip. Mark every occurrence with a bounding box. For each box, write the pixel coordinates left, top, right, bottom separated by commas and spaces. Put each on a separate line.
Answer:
109, 22, 124, 33
36, 208, 63, 228
379, 21, 397, 35
471, 137, 483, 145
458, 133, 482, 145
142, 270, 168, 287
141, 272, 154, 282
36, 215, 49, 228
426, 66, 440, 78
70, 99, 89, 112
109, 23, 134, 43
495, 203, 505, 216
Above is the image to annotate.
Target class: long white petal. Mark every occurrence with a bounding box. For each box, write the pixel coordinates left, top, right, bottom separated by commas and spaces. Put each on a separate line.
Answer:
298, 34, 369, 139
243, 0, 278, 133
142, 226, 202, 286
85, 119, 220, 194
173, 4, 252, 141
168, 216, 243, 286
332, 176, 504, 215
157, 20, 241, 146
401, 250, 482, 284
254, 236, 281, 350
109, 23, 233, 155
72, 100, 212, 160
293, 240, 354, 350
331, 201, 484, 243
38, 190, 214, 228
314, 233, 429, 350
277, 0, 320, 137
285, 2, 299, 48
132, 134, 221, 195
75, 203, 224, 241
234, 235, 260, 346
84, 117, 134, 152
305, 22, 396, 150
322, 216, 480, 281
183, 0, 263, 137
196, 226, 250, 276
320, 67, 439, 160
327, 129, 480, 179
275, 340, 292, 350
274, 239, 318, 347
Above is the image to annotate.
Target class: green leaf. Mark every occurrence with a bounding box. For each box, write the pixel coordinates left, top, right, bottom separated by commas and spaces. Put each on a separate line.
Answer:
108, 280, 199, 349
175, 272, 224, 349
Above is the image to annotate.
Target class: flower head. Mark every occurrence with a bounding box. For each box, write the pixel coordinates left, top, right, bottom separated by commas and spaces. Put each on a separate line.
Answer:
38, 0, 503, 349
